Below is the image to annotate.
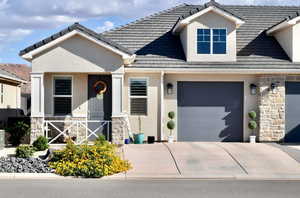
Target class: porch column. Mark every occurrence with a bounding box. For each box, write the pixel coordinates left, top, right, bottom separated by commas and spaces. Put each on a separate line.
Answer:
111, 73, 126, 145
30, 73, 45, 143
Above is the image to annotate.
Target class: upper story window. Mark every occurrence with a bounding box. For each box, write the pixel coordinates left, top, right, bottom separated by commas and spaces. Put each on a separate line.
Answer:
53, 76, 72, 115
197, 28, 227, 54
129, 78, 148, 116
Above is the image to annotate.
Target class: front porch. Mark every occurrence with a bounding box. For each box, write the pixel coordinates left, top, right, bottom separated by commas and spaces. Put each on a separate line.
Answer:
30, 72, 127, 145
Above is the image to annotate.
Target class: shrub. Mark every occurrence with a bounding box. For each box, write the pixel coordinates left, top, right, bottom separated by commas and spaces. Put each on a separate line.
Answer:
167, 120, 175, 130
248, 120, 257, 130
6, 121, 30, 146
15, 145, 35, 158
248, 111, 257, 120
168, 111, 175, 119
33, 136, 49, 151
49, 140, 131, 178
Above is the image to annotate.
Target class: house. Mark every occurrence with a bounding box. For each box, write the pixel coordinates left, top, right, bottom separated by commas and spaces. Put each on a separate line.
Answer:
0, 64, 31, 116
19, 0, 300, 144
0, 67, 27, 127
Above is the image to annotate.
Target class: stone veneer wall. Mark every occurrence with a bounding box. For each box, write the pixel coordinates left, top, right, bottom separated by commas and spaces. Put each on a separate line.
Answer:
31, 117, 44, 144
258, 75, 285, 142
0, 130, 4, 149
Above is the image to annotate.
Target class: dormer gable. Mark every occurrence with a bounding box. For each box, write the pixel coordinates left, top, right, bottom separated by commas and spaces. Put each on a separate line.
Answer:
172, 1, 245, 63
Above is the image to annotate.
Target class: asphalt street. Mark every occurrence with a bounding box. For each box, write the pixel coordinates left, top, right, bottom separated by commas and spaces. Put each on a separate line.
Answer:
0, 179, 299, 198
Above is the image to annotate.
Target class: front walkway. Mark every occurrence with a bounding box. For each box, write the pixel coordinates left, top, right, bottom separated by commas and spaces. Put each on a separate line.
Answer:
120, 142, 300, 179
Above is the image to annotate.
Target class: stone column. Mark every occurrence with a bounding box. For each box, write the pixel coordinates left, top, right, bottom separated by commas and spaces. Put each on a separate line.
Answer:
30, 73, 45, 143
258, 75, 285, 142
0, 130, 4, 150
111, 73, 126, 145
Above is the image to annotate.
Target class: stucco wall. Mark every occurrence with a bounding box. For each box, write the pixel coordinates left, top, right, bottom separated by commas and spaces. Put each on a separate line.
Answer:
0, 81, 21, 109
32, 35, 123, 73
274, 26, 293, 61
123, 73, 161, 140
44, 73, 88, 117
180, 11, 237, 62
163, 74, 258, 141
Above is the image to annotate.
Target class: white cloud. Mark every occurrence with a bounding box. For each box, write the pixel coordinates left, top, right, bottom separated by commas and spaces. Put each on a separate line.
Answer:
96, 21, 115, 33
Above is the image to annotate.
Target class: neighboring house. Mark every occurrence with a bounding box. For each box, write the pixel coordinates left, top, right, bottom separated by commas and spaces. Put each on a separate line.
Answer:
19, 0, 300, 144
0, 67, 27, 127
0, 64, 31, 116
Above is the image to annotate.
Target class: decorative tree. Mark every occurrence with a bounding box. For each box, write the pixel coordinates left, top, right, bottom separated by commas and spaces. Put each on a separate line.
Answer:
167, 111, 175, 137
248, 111, 257, 136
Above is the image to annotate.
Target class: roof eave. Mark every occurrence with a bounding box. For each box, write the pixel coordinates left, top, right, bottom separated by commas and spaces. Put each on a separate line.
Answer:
267, 16, 300, 35
172, 6, 245, 35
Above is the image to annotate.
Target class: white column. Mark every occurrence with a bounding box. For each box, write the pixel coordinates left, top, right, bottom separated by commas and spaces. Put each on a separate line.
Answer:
31, 73, 44, 117
111, 73, 124, 116
160, 71, 165, 141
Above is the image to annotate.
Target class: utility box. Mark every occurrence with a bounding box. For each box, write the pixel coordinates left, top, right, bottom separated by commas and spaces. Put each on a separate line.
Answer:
0, 130, 4, 150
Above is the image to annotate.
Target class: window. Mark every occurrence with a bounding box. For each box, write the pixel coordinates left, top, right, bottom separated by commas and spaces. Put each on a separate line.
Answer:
53, 76, 72, 115
0, 84, 3, 104
129, 78, 147, 115
197, 28, 227, 54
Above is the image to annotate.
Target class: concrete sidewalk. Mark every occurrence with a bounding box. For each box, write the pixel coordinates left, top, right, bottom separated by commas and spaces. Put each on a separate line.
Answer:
120, 142, 300, 180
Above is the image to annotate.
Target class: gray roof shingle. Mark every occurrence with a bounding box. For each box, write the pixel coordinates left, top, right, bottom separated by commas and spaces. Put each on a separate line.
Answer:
19, 23, 134, 56
103, 3, 300, 69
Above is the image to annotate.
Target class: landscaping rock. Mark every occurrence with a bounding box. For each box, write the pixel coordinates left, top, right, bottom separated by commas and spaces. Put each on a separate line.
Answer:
0, 157, 52, 173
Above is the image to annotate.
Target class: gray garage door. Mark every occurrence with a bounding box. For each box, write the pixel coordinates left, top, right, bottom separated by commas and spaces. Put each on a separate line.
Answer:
285, 82, 300, 143
178, 82, 244, 142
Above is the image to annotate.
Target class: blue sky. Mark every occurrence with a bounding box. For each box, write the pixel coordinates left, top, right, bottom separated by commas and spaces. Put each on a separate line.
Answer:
1, 0, 299, 65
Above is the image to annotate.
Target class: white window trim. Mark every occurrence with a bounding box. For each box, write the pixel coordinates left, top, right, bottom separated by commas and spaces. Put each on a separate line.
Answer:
197, 28, 227, 55
52, 75, 73, 116
128, 77, 149, 116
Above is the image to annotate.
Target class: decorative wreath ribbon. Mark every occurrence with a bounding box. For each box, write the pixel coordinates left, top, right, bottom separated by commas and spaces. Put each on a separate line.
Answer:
93, 80, 107, 95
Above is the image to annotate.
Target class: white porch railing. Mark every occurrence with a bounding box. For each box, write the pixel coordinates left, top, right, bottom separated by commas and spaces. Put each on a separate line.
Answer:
43, 120, 111, 144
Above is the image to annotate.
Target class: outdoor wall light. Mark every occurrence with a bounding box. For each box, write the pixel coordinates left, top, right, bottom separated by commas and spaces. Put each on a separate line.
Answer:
167, 83, 174, 95
270, 81, 280, 91
250, 83, 257, 95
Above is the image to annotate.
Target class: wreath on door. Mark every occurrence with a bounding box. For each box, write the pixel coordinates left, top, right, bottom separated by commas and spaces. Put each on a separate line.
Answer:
93, 80, 107, 95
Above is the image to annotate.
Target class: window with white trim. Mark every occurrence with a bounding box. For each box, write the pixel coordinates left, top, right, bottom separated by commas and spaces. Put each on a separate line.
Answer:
129, 78, 147, 115
197, 28, 227, 54
53, 76, 72, 115
0, 83, 3, 104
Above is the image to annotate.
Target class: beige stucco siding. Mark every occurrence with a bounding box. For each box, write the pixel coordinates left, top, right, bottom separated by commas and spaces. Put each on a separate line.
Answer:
0, 81, 21, 109
123, 73, 161, 140
163, 74, 258, 141
32, 35, 123, 73
274, 26, 293, 61
180, 11, 237, 62
44, 73, 88, 117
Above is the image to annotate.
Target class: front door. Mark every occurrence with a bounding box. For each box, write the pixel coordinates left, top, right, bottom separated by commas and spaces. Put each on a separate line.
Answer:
88, 75, 112, 140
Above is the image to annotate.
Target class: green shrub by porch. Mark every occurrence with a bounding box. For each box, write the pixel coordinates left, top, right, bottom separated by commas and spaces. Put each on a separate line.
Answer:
33, 136, 49, 151
15, 145, 35, 158
49, 140, 131, 178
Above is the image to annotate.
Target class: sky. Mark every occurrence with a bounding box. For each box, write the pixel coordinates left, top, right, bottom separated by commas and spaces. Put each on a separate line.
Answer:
0, 0, 300, 65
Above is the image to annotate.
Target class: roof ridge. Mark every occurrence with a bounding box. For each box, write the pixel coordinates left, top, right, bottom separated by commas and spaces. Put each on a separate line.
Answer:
102, 3, 188, 35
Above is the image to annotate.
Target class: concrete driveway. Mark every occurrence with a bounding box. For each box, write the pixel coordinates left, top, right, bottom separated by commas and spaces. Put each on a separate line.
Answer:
123, 142, 300, 179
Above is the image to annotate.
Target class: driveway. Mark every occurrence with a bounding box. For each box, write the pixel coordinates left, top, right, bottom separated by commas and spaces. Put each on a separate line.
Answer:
123, 142, 300, 179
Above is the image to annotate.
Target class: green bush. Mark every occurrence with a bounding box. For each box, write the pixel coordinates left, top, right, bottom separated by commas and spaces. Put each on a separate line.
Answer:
33, 136, 49, 151
248, 111, 257, 120
6, 121, 30, 146
49, 140, 131, 178
15, 145, 35, 158
248, 120, 257, 130
168, 111, 175, 119
167, 120, 175, 130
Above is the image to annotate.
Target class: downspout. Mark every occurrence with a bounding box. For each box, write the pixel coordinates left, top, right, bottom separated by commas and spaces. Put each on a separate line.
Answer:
160, 71, 165, 141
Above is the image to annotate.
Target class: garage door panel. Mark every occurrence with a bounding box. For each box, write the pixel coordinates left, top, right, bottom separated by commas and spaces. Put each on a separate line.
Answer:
178, 82, 243, 142
285, 82, 300, 142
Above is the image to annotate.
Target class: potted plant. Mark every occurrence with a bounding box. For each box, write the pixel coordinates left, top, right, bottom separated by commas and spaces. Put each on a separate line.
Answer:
248, 111, 258, 143
134, 116, 144, 144
167, 111, 175, 143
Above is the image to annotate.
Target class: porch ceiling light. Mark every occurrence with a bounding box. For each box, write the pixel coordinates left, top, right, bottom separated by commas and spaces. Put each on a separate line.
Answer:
167, 83, 174, 95
250, 83, 257, 95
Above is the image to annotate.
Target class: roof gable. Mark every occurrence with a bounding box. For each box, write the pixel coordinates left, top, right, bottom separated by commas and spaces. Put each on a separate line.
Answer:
172, 0, 245, 34
20, 23, 134, 61
267, 12, 300, 35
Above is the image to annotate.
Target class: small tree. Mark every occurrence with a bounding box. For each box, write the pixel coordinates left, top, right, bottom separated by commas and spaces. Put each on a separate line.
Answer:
248, 111, 257, 136
6, 121, 30, 146
167, 111, 175, 136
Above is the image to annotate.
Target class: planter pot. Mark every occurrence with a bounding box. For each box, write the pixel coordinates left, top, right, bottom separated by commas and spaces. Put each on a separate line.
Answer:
168, 135, 174, 143
134, 133, 144, 144
250, 135, 256, 143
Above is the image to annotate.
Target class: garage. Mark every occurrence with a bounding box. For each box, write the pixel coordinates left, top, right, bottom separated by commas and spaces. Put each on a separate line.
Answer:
177, 82, 244, 142
285, 82, 300, 143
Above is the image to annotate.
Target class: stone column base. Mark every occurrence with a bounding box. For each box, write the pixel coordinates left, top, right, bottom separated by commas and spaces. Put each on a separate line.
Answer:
111, 115, 128, 145
30, 117, 44, 144
0, 130, 4, 149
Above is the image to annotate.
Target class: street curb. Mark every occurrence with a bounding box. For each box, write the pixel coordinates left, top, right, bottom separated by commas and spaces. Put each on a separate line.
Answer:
0, 173, 66, 179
